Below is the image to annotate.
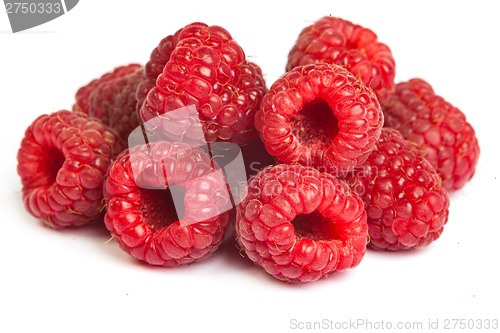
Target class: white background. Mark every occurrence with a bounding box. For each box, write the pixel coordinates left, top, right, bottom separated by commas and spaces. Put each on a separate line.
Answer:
1, 1, 499, 332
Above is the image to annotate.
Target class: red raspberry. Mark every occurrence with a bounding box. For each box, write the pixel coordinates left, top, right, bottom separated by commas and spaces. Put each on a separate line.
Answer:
104, 141, 231, 266
344, 128, 450, 251
73, 64, 143, 147
139, 22, 267, 146
255, 63, 383, 175
235, 164, 368, 283
17, 110, 120, 229
380, 79, 480, 191
73, 64, 141, 118
287, 16, 396, 95
107, 68, 144, 143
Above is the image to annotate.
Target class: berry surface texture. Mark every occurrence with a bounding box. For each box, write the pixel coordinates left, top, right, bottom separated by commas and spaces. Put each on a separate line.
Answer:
4, 3, 497, 333
236, 164, 368, 282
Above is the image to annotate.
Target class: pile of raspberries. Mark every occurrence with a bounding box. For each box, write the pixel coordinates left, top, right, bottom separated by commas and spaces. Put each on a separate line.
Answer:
17, 17, 479, 283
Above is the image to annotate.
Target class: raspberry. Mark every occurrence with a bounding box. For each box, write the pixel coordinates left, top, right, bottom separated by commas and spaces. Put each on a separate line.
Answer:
73, 63, 141, 118
255, 63, 383, 175
139, 22, 267, 146
103, 141, 231, 266
344, 128, 450, 251
380, 79, 480, 191
107, 68, 144, 143
17, 110, 120, 228
73, 64, 143, 147
235, 164, 368, 283
287, 16, 396, 95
